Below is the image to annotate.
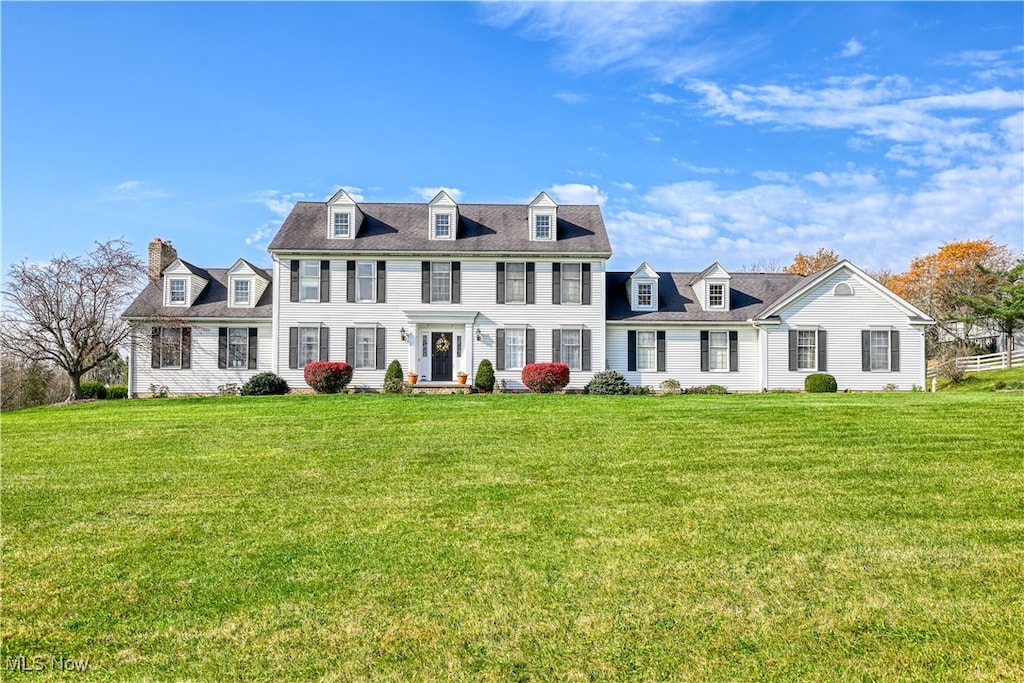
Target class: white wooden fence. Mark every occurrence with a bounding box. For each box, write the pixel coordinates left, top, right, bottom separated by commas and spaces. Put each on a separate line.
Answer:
927, 349, 1024, 378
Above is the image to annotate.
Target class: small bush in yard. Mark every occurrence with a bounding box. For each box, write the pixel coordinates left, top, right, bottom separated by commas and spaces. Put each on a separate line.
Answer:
241, 372, 290, 396
304, 362, 353, 394
383, 377, 408, 394
521, 363, 570, 393
805, 373, 838, 393
705, 384, 727, 395
106, 384, 128, 399
584, 370, 631, 395
660, 378, 681, 395
475, 358, 495, 393
384, 360, 404, 393
79, 381, 107, 399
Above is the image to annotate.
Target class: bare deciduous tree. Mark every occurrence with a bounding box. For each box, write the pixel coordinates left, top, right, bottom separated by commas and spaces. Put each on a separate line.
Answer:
2, 239, 144, 400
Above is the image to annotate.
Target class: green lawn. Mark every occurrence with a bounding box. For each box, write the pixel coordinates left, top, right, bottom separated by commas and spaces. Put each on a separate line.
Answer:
3, 393, 1023, 680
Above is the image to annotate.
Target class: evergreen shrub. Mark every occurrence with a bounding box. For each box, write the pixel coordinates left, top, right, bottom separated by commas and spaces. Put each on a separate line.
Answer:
475, 359, 495, 393
584, 370, 631, 395
240, 372, 290, 396
805, 373, 838, 393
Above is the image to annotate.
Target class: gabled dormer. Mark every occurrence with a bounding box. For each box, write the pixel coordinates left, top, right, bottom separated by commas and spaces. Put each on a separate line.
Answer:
162, 259, 209, 307
226, 259, 271, 308
528, 192, 558, 241
690, 262, 731, 311
428, 190, 458, 241
327, 188, 363, 240
627, 262, 660, 312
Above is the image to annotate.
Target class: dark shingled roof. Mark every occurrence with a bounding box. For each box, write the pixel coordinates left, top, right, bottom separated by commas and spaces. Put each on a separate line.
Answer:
268, 202, 612, 255
123, 267, 273, 320
606, 271, 805, 322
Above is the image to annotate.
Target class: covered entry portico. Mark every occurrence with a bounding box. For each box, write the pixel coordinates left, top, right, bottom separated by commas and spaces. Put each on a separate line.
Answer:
403, 311, 480, 384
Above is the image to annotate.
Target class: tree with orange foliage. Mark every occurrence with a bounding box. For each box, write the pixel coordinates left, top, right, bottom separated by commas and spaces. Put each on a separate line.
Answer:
888, 239, 1016, 354
783, 248, 839, 276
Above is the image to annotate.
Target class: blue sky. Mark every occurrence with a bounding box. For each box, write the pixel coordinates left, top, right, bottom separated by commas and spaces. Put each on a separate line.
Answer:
3, 2, 1022, 275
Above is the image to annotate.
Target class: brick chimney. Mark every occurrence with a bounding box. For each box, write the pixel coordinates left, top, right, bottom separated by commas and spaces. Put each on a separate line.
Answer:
148, 238, 178, 281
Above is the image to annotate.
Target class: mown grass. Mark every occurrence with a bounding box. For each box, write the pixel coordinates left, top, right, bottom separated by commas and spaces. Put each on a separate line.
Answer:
937, 366, 1024, 392
3, 393, 1023, 680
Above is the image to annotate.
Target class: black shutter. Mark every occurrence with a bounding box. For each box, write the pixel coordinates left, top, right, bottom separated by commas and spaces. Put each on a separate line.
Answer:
288, 327, 298, 369
346, 261, 356, 303
421, 262, 431, 303
346, 327, 355, 366
180, 328, 191, 369
552, 263, 561, 305
495, 329, 506, 370
319, 327, 329, 361
526, 328, 536, 365
627, 330, 637, 371
320, 260, 330, 303
552, 329, 561, 363
248, 327, 258, 370
496, 262, 505, 304
151, 327, 160, 369
218, 327, 228, 369
582, 329, 592, 372
788, 330, 798, 371
729, 331, 738, 372
290, 260, 299, 302
582, 263, 591, 306
451, 262, 461, 304
657, 331, 666, 372
376, 261, 386, 303
817, 330, 827, 372
701, 330, 710, 372
376, 328, 385, 370
526, 262, 535, 304
862, 330, 871, 371
891, 330, 900, 372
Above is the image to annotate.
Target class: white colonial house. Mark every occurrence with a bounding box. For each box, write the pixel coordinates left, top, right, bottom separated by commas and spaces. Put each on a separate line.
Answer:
124, 190, 934, 395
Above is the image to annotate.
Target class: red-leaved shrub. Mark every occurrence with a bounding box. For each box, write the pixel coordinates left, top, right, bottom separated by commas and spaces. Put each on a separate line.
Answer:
304, 361, 353, 394
521, 363, 570, 393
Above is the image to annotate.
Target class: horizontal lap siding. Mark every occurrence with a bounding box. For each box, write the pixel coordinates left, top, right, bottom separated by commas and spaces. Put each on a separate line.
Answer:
131, 324, 273, 395
607, 326, 761, 391
767, 270, 926, 391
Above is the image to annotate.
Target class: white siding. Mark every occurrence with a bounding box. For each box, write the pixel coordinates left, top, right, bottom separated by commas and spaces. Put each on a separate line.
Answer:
765, 270, 928, 390
606, 325, 762, 391
130, 323, 273, 395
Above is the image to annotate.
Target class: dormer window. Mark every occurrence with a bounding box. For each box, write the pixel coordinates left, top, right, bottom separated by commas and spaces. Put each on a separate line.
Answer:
637, 283, 653, 307
332, 212, 351, 238
233, 279, 251, 306
434, 213, 451, 239
528, 192, 558, 241
169, 278, 186, 305
708, 283, 725, 308
534, 215, 551, 240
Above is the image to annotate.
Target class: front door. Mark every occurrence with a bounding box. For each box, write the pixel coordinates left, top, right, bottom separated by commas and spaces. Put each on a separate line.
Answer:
431, 331, 453, 382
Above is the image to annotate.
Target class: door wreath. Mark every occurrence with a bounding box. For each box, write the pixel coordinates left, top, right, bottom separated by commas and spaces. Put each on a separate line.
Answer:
435, 334, 450, 354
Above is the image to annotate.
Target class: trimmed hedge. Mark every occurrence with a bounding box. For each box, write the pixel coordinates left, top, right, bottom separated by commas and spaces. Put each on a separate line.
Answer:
106, 385, 129, 400
475, 359, 495, 393
521, 363, 570, 393
240, 372, 290, 396
805, 373, 838, 393
584, 370, 631, 395
79, 381, 107, 400
304, 362, 353, 394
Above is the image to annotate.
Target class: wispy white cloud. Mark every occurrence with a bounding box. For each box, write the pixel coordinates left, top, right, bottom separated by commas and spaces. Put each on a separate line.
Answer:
413, 186, 464, 202
646, 92, 680, 105
549, 183, 608, 206
646, 134, 662, 143
554, 91, 588, 104
674, 159, 736, 175
753, 170, 793, 183
254, 190, 310, 217
244, 223, 276, 248
100, 180, 169, 202
613, 181, 637, 191
841, 39, 865, 58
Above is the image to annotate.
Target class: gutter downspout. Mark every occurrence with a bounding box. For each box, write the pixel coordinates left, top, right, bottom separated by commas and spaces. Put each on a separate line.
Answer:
748, 319, 769, 392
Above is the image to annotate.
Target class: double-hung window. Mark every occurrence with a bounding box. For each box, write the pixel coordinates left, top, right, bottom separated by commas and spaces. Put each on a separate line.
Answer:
233, 279, 250, 306
708, 283, 725, 308
709, 331, 729, 371
355, 327, 376, 369
169, 279, 186, 305
534, 214, 551, 240
870, 330, 890, 371
298, 327, 320, 368
506, 263, 526, 304
637, 331, 657, 371
299, 260, 320, 301
159, 328, 182, 368
434, 214, 451, 239
561, 264, 582, 304
431, 262, 451, 303
333, 212, 350, 238
797, 330, 817, 370
561, 329, 582, 371
505, 328, 526, 369
637, 283, 652, 308
355, 261, 375, 302
227, 328, 248, 369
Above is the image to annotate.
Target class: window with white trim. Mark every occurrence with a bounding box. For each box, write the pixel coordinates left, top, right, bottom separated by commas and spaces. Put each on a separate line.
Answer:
228, 328, 248, 369
299, 260, 320, 301
561, 263, 582, 304
797, 330, 817, 370
709, 331, 729, 371
433, 213, 451, 239
355, 327, 376, 369
505, 328, 526, 369
332, 212, 351, 238
159, 327, 183, 368
870, 330, 890, 371
431, 262, 451, 303
534, 214, 551, 240
355, 261, 375, 302
505, 263, 526, 304
708, 283, 725, 308
298, 327, 319, 368
637, 282, 653, 308
637, 331, 657, 371
561, 329, 582, 371
169, 278, 186, 305
233, 279, 250, 306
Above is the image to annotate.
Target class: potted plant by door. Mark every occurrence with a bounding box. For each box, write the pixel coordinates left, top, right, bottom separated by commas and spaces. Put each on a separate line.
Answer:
456, 371, 468, 385
407, 372, 419, 385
